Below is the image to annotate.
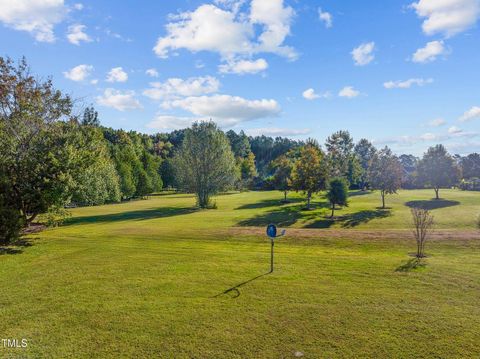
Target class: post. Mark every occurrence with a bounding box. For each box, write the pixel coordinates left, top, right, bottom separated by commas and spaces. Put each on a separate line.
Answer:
270, 239, 274, 273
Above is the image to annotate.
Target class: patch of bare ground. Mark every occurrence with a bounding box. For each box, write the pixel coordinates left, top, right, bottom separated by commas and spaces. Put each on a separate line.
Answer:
21, 223, 46, 235
227, 227, 480, 241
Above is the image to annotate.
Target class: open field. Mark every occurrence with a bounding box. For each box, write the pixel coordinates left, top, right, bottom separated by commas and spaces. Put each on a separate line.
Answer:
1, 189, 480, 358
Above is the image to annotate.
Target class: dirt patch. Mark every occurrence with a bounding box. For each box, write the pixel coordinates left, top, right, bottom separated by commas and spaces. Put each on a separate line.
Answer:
227, 226, 480, 241
21, 223, 46, 235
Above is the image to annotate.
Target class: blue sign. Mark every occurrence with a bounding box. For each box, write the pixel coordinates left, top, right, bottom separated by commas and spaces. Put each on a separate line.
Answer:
266, 224, 277, 238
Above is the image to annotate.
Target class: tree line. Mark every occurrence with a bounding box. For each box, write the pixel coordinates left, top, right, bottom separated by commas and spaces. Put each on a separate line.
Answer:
1, 57, 479, 243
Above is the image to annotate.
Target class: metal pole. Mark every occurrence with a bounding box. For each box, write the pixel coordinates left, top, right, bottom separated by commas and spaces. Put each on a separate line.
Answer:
270, 239, 274, 273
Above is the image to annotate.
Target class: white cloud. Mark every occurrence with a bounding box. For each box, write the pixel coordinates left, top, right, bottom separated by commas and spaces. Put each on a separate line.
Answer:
90, 79, 98, 85
63, 64, 93, 81
412, 40, 446, 63
338, 86, 360, 98
106, 67, 128, 83
147, 115, 205, 131
428, 118, 446, 127
146, 68, 159, 78
143, 76, 220, 100
459, 106, 480, 122
164, 94, 280, 126
96, 89, 142, 111
448, 126, 462, 134
351, 42, 375, 66
246, 127, 311, 136
0, 0, 67, 42
410, 0, 480, 37
420, 132, 437, 141
66, 24, 92, 45
384, 78, 433, 89
302, 88, 330, 100
153, 0, 296, 62
318, 8, 332, 28
302, 88, 319, 100
73, 3, 83, 10
218, 58, 268, 74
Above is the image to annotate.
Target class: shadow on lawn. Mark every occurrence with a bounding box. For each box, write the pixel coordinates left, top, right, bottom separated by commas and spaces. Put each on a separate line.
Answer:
349, 190, 371, 197
236, 197, 303, 210
65, 206, 198, 226
0, 238, 34, 256
395, 258, 426, 272
405, 199, 460, 210
238, 204, 391, 229
213, 272, 270, 298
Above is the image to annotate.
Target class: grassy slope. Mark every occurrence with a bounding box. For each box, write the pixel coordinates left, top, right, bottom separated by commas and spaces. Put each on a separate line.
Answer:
1, 189, 480, 358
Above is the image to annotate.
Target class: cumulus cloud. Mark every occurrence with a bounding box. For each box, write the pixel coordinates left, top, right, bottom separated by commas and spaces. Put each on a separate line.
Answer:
412, 40, 446, 63
63, 64, 93, 81
318, 7, 332, 28
0, 0, 67, 42
448, 126, 462, 134
73, 3, 84, 10
351, 42, 375, 66
153, 0, 296, 63
428, 118, 446, 127
384, 78, 433, 89
218, 58, 268, 74
145, 68, 159, 77
459, 106, 480, 122
66, 24, 92, 45
106, 67, 128, 83
338, 86, 360, 98
147, 115, 205, 130
143, 76, 220, 100
302, 88, 330, 100
164, 94, 280, 126
96, 89, 142, 111
410, 0, 480, 37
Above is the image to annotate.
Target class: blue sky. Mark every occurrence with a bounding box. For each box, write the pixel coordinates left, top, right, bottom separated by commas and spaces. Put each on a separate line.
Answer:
1, 0, 479, 155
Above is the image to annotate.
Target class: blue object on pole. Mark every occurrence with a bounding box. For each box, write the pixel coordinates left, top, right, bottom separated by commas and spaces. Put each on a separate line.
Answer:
266, 224, 277, 238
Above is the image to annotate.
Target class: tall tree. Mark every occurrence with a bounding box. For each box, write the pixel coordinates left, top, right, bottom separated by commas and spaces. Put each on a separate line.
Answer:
290, 144, 327, 209
325, 130, 354, 179
399, 154, 419, 189
354, 139, 377, 190
0, 57, 73, 227
271, 154, 294, 202
460, 153, 480, 179
326, 177, 349, 217
174, 122, 237, 208
81, 106, 100, 127
368, 147, 403, 208
417, 144, 460, 199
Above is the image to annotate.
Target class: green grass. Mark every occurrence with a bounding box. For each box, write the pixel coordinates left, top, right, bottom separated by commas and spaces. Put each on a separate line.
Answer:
1, 189, 480, 358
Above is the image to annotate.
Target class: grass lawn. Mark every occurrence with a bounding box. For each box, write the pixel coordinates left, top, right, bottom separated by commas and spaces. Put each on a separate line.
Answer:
1, 189, 480, 358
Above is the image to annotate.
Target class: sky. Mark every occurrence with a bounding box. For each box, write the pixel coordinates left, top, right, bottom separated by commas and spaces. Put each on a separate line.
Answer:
0, 0, 480, 155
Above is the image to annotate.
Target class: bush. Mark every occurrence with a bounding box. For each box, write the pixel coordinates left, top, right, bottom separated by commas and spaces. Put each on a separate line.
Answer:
0, 202, 23, 245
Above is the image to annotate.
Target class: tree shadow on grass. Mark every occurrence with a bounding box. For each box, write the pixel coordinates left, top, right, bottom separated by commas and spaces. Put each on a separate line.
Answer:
405, 199, 460, 210
0, 238, 34, 255
349, 190, 371, 197
340, 209, 392, 228
395, 258, 427, 272
236, 197, 303, 210
65, 207, 198, 226
213, 272, 270, 298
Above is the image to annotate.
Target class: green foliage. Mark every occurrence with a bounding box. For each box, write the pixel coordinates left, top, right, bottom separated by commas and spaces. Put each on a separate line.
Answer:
271, 154, 294, 201
460, 153, 480, 179
174, 122, 237, 208
354, 138, 377, 189
290, 144, 327, 209
417, 144, 461, 199
81, 106, 100, 127
326, 130, 354, 179
0, 57, 73, 226
368, 146, 403, 208
327, 177, 349, 217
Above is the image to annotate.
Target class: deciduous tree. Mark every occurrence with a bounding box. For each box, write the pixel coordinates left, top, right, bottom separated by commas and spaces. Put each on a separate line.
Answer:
326, 177, 349, 217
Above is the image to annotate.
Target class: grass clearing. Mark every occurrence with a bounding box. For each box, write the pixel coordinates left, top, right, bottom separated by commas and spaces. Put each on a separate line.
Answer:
1, 189, 480, 357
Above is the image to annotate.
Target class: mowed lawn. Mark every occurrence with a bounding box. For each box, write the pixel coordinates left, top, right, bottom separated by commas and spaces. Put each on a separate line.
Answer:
1, 189, 480, 358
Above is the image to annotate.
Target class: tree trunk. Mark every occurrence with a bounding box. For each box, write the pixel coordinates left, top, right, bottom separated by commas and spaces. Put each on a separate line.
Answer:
434, 187, 439, 200
381, 191, 385, 209
284, 191, 287, 202
306, 192, 311, 209
331, 203, 335, 218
